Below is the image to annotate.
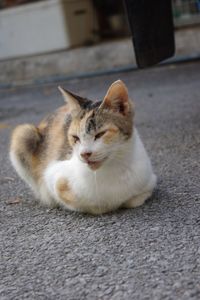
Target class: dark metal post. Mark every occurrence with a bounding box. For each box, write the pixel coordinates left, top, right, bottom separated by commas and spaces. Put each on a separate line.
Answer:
124, 0, 175, 68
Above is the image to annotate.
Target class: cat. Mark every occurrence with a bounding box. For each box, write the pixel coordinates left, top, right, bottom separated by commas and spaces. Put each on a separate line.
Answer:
10, 80, 156, 214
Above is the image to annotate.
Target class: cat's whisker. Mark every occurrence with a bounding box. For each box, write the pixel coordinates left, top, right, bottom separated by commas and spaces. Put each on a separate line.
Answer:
111, 159, 131, 171
111, 155, 145, 185
109, 155, 130, 169
110, 152, 136, 168
92, 154, 104, 160
94, 171, 102, 215
91, 152, 109, 161
115, 148, 134, 157
117, 146, 134, 153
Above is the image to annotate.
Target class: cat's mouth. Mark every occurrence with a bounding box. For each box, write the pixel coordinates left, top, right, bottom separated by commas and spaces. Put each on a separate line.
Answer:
86, 158, 107, 170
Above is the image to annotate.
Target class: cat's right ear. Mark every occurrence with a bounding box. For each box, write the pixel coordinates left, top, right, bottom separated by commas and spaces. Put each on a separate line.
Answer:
58, 86, 81, 114
99, 80, 131, 116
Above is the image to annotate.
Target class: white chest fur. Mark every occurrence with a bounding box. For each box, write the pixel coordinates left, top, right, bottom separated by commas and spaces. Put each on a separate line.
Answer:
44, 129, 156, 211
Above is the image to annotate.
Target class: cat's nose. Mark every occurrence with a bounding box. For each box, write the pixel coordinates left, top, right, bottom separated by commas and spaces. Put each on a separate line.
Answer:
81, 152, 92, 161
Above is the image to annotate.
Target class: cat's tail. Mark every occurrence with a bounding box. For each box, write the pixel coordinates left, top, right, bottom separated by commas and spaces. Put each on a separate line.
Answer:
10, 124, 42, 191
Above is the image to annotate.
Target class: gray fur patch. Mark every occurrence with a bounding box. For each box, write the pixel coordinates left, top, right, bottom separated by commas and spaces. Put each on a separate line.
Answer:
85, 112, 96, 134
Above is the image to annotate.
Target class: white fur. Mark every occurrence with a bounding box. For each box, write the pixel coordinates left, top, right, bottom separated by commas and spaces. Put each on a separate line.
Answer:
44, 128, 157, 213
10, 151, 39, 196
10, 151, 55, 206
10, 128, 156, 213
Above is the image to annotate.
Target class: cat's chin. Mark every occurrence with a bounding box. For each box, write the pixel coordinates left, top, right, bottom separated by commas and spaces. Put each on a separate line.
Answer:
86, 158, 107, 171
87, 161, 103, 171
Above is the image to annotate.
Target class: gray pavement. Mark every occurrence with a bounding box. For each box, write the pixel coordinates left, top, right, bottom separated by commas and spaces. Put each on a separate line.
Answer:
0, 62, 200, 300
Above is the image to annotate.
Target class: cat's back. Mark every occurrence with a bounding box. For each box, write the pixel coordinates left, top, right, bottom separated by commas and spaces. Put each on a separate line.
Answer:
38, 105, 69, 133
38, 104, 72, 166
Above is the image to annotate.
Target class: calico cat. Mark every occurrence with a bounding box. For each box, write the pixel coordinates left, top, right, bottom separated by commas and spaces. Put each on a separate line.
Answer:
10, 80, 156, 214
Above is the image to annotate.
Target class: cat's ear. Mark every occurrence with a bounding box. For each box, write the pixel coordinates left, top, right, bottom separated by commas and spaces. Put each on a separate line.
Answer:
58, 86, 81, 113
99, 80, 130, 115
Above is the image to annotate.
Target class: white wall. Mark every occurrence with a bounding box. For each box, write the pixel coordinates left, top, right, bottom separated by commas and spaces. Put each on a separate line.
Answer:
0, 0, 94, 60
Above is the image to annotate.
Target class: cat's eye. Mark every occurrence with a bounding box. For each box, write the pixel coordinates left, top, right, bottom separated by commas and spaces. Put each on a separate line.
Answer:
94, 131, 106, 140
72, 135, 80, 143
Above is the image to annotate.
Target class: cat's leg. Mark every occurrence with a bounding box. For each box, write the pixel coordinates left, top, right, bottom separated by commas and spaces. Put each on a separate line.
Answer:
45, 163, 78, 212
56, 178, 109, 214
10, 124, 56, 207
123, 191, 152, 208
10, 124, 41, 195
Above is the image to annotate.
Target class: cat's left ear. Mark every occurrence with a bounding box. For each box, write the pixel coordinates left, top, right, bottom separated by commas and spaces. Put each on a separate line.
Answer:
99, 80, 131, 116
58, 86, 81, 113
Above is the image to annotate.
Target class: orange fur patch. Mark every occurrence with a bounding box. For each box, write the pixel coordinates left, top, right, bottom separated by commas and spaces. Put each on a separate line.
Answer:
102, 126, 119, 144
68, 119, 81, 146
56, 177, 76, 207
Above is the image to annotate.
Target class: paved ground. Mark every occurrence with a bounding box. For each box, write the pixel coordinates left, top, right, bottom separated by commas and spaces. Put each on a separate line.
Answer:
0, 62, 200, 300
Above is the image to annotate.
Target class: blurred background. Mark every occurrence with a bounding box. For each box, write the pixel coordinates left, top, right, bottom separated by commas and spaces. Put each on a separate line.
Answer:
0, 0, 200, 87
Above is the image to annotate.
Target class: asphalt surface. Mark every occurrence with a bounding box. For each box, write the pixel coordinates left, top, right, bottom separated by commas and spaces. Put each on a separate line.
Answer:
0, 62, 200, 300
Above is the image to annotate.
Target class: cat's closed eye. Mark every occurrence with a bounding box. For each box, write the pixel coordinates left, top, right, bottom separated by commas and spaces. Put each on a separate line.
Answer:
94, 131, 106, 140
72, 135, 80, 143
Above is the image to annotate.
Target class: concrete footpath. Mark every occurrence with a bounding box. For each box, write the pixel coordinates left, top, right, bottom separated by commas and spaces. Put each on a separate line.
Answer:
0, 62, 200, 300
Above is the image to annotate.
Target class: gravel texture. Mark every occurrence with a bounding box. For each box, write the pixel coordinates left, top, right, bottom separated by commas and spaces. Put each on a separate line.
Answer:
0, 62, 200, 300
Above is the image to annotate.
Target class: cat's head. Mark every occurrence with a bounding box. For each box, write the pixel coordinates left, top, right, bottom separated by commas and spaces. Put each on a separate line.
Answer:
59, 80, 134, 170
